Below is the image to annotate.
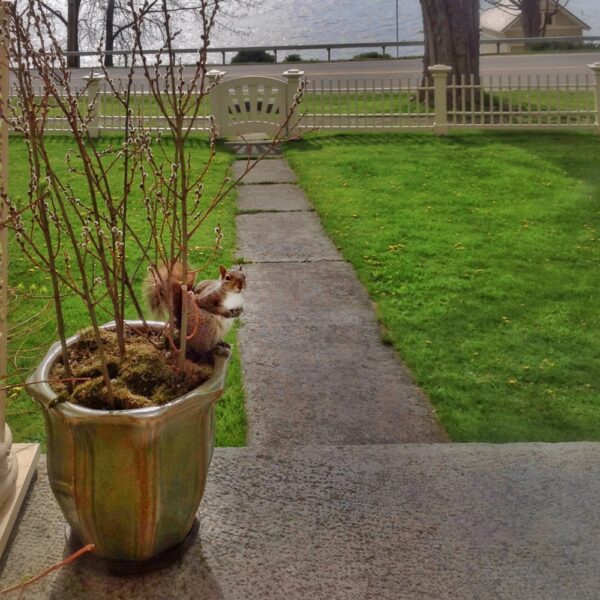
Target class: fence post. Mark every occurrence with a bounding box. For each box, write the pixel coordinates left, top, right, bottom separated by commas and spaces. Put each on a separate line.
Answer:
428, 64, 452, 135
587, 62, 600, 133
83, 72, 104, 138
207, 69, 226, 138
282, 68, 304, 136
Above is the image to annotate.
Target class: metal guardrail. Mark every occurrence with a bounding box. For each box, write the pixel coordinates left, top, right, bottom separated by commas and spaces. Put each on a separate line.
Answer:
64, 36, 600, 65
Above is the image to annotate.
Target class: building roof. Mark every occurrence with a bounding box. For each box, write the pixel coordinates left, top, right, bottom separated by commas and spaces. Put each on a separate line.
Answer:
480, 2, 591, 34
480, 5, 520, 33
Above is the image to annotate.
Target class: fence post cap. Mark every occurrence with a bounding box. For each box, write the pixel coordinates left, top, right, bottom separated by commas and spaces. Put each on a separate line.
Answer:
206, 69, 226, 83
428, 64, 452, 74
82, 72, 105, 82
282, 69, 305, 78
586, 62, 600, 71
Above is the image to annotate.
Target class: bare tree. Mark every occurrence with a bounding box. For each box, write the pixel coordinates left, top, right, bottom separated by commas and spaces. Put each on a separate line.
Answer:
99, 0, 210, 67
30, 0, 265, 68
98, 0, 267, 67
20, 0, 204, 69
103, 0, 162, 67
67, 0, 82, 67
35, 0, 84, 67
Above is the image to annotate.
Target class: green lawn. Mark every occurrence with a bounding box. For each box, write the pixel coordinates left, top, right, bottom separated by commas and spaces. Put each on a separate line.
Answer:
6, 135, 246, 447
285, 131, 600, 442
496, 89, 593, 110
303, 91, 427, 115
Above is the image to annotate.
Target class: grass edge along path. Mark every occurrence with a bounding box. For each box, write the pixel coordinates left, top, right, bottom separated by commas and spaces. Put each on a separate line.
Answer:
285, 130, 600, 443
6, 135, 246, 448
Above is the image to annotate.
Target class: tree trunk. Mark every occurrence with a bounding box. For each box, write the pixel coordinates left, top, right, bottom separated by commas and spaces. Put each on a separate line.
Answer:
521, 0, 542, 41
66, 0, 81, 69
104, 0, 115, 68
420, 0, 480, 90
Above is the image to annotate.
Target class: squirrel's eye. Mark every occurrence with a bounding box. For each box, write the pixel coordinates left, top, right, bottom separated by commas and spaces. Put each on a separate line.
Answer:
225, 275, 231, 281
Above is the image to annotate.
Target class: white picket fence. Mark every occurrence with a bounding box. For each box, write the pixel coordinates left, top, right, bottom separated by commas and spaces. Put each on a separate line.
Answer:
303, 64, 600, 133
10, 63, 600, 137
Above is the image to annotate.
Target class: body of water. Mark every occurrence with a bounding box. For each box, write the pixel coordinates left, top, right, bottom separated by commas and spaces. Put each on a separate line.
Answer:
180, 0, 600, 61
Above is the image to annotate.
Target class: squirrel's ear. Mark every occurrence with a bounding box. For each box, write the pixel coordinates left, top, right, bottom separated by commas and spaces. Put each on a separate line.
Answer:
219, 265, 227, 278
238, 264, 243, 272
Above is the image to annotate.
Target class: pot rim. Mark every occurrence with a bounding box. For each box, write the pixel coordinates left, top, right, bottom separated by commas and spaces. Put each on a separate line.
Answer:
26, 320, 230, 418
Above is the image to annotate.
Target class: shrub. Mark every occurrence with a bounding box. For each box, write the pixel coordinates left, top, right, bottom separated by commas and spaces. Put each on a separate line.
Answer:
231, 50, 276, 64
2, 0, 299, 396
529, 41, 581, 51
352, 51, 392, 61
284, 54, 302, 63
526, 41, 600, 52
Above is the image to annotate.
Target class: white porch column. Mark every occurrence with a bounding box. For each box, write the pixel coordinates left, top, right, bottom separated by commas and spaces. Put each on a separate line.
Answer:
0, 1, 40, 558
587, 62, 600, 134
83, 72, 104, 139
428, 64, 452, 136
207, 69, 226, 138
282, 69, 304, 136
0, 0, 18, 517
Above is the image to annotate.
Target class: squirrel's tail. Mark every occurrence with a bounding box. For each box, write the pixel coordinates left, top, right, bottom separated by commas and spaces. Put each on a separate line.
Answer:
144, 261, 196, 322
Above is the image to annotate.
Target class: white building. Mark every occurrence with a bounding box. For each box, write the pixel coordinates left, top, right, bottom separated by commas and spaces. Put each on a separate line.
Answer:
480, 1, 590, 54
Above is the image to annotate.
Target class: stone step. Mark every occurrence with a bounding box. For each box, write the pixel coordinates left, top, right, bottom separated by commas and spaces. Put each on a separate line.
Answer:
3, 444, 599, 599
237, 212, 341, 263
224, 140, 282, 159
239, 262, 446, 446
232, 158, 298, 185
237, 183, 313, 213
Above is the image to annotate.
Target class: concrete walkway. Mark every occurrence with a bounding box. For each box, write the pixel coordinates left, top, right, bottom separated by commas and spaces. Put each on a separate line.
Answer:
233, 158, 447, 446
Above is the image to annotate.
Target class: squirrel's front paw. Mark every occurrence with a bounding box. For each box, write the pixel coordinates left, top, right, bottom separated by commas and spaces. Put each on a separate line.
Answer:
213, 341, 232, 357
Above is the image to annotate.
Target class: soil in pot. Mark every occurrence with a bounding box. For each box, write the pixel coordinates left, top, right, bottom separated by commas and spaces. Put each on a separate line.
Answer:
50, 328, 215, 410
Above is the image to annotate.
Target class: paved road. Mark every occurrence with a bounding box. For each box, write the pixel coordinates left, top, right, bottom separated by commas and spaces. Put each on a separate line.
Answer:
64, 51, 600, 86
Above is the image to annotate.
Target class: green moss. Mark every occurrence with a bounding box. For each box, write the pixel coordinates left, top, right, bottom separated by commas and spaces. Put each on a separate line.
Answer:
69, 376, 154, 410
52, 330, 214, 410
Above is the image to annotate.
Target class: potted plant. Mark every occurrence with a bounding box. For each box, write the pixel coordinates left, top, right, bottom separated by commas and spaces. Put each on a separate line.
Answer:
0, 0, 300, 566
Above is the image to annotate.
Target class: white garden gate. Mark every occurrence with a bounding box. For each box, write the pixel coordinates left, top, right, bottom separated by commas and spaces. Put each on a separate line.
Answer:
207, 69, 303, 138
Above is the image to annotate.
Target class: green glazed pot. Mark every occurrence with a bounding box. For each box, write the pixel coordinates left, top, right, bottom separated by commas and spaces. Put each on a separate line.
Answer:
26, 321, 229, 562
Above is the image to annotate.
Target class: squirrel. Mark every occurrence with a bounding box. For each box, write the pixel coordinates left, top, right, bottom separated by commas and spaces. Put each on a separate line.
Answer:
144, 261, 246, 358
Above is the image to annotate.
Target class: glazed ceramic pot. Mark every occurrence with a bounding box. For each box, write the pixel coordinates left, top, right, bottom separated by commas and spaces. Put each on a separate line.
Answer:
26, 321, 229, 562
